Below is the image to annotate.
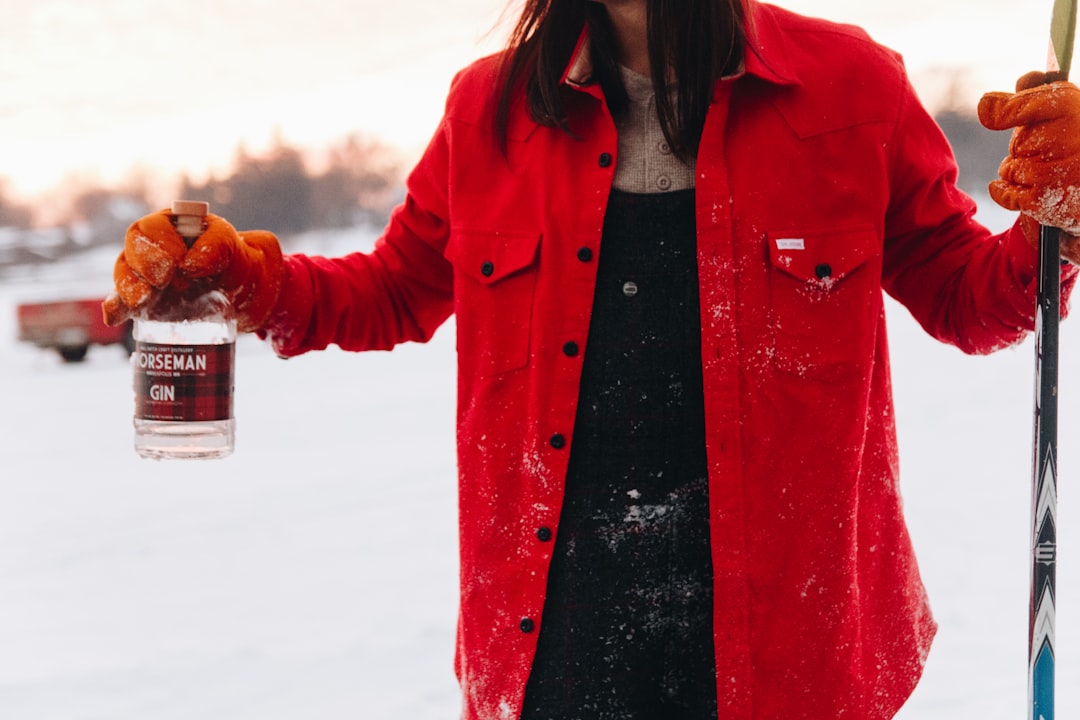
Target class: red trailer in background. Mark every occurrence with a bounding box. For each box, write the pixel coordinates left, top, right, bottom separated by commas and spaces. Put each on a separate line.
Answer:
16, 298, 133, 362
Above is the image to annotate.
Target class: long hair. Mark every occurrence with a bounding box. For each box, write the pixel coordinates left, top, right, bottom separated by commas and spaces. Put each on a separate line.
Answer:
495, 0, 749, 160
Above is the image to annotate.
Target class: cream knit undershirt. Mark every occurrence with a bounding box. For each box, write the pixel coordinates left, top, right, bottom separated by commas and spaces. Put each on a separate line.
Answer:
613, 67, 697, 193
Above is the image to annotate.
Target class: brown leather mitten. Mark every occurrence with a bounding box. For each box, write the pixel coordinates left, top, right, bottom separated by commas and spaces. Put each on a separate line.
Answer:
978, 73, 1080, 237
103, 210, 284, 333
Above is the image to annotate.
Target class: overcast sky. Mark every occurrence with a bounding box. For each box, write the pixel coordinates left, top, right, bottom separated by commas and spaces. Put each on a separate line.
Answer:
0, 0, 1053, 202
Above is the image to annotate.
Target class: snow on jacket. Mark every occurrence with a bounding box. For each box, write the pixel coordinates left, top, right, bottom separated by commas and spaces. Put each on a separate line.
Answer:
263, 3, 1076, 718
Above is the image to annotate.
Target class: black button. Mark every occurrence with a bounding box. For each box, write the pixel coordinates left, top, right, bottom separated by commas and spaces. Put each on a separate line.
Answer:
577, 247, 593, 262
562, 341, 579, 357
536, 527, 553, 542
520, 618, 535, 633
598, 152, 613, 168
480, 261, 495, 277
549, 433, 566, 449
815, 263, 832, 279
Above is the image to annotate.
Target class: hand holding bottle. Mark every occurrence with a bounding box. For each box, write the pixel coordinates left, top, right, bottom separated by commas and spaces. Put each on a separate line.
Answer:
979, 72, 1080, 262
103, 208, 285, 333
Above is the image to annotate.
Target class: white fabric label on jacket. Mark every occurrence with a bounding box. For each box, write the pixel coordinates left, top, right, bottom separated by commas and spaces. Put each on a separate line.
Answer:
776, 238, 806, 250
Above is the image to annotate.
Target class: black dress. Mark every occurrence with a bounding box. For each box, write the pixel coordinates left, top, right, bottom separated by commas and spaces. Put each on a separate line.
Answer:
520, 189, 718, 720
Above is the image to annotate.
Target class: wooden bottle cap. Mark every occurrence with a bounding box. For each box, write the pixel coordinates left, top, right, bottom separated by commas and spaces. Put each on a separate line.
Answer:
171, 200, 209, 217
171, 200, 209, 242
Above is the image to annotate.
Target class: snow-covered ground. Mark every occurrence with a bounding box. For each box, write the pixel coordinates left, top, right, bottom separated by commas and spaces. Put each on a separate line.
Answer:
1, 204, 1078, 719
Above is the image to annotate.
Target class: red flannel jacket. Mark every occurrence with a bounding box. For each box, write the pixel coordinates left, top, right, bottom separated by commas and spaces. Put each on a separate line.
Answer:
262, 3, 1075, 718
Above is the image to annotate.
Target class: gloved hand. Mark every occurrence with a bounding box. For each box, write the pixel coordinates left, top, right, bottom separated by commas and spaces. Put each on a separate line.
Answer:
979, 71, 1080, 263
102, 209, 284, 333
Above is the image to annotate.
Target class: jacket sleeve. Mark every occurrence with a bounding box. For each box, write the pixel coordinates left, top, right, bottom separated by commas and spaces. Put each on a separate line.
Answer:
260, 111, 456, 358
881, 75, 1077, 355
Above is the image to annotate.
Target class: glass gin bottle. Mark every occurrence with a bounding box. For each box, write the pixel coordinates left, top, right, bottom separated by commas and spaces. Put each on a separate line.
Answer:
132, 201, 237, 459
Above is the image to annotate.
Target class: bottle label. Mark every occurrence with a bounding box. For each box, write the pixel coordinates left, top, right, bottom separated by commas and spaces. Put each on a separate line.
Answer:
133, 342, 234, 421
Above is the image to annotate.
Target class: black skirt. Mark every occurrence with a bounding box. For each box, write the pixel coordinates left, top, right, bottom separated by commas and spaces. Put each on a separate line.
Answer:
521, 189, 717, 720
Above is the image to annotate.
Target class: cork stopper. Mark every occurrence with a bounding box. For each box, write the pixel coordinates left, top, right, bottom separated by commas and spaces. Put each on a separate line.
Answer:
171, 200, 209, 244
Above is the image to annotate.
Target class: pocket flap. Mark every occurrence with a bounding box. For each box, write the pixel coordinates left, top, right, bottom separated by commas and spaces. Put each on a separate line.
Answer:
445, 229, 542, 285
768, 228, 878, 284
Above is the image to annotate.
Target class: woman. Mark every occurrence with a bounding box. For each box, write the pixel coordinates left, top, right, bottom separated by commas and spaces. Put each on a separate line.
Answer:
105, 1, 1080, 718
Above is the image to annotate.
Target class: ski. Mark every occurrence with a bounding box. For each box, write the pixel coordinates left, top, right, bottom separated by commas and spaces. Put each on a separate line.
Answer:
1030, 2, 1076, 719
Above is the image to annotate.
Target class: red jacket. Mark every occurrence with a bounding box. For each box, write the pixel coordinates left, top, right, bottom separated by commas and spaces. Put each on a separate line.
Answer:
263, 3, 1075, 718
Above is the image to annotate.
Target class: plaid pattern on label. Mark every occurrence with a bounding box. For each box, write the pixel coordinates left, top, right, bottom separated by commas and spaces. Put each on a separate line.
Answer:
133, 342, 234, 421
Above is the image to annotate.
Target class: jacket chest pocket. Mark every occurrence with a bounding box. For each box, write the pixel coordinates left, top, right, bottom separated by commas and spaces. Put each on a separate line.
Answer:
445, 229, 542, 379
767, 228, 881, 381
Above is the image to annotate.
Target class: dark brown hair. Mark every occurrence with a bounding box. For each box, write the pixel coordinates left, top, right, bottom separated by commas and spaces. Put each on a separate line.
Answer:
495, 0, 749, 160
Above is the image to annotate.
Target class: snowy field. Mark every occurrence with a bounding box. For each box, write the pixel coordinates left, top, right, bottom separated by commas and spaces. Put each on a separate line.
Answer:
2, 204, 1079, 719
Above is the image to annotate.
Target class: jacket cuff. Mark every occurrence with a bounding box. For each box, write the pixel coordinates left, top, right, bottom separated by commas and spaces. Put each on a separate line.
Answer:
257, 255, 316, 358
1004, 218, 1040, 284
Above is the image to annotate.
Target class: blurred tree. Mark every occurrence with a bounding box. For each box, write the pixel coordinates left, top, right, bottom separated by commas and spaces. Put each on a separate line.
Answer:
61, 183, 151, 248
0, 179, 34, 228
181, 134, 313, 235
932, 69, 1011, 197
310, 133, 402, 228
1, 132, 405, 270
180, 132, 403, 237
935, 109, 1010, 196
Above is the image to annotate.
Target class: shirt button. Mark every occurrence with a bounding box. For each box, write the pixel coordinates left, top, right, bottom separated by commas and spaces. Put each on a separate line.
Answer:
656, 175, 671, 191
622, 281, 639, 297
480, 261, 495, 277
549, 433, 566, 449
562, 341, 579, 357
536, 527, 553, 542
598, 152, 613, 168
520, 617, 536, 633
815, 263, 833, 279
577, 247, 594, 262
658, 140, 671, 155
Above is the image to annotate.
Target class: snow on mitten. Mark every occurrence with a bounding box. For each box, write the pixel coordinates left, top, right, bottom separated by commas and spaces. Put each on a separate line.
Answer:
979, 72, 1080, 262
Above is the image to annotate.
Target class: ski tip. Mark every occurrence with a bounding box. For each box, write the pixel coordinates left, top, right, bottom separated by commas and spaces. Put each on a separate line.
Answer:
1050, 0, 1078, 76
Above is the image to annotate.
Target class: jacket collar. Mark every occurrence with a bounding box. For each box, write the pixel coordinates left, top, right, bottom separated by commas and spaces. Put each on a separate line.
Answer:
559, 1, 800, 94
742, 2, 800, 87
